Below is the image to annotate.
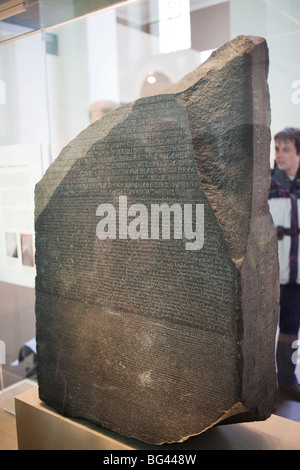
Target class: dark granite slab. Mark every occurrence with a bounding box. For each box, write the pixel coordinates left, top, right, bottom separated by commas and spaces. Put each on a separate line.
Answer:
35, 35, 279, 445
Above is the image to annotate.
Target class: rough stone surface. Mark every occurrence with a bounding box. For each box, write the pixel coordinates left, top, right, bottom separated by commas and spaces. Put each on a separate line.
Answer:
35, 35, 279, 445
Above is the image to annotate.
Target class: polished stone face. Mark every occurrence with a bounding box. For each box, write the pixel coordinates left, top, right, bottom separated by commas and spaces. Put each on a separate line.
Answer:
35, 35, 279, 445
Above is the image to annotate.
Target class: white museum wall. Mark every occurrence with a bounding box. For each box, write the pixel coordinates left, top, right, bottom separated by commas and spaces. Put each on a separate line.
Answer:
45, 19, 90, 162
230, 0, 300, 164
0, 33, 50, 171
0, 34, 48, 290
0, 35, 45, 382
86, 9, 120, 106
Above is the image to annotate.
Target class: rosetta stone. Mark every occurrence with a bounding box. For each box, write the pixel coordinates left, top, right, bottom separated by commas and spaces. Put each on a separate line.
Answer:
35, 35, 279, 445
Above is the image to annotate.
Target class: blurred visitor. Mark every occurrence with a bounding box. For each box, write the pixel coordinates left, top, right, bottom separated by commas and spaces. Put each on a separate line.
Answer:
89, 100, 118, 123
268, 127, 300, 401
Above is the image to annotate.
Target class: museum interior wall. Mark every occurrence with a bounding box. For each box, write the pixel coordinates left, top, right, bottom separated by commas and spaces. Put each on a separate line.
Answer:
0, 0, 299, 389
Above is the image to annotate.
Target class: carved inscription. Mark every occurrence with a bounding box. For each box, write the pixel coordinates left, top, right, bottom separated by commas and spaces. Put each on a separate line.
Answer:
35, 36, 279, 445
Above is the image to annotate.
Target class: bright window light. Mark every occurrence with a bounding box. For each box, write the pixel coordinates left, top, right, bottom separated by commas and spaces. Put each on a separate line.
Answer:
158, 0, 191, 54
200, 49, 216, 64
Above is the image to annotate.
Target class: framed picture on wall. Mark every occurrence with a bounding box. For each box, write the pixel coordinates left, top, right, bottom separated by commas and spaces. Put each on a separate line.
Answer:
20, 233, 34, 267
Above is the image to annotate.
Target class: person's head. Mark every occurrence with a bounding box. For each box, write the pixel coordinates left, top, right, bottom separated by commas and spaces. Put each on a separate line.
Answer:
274, 127, 300, 177
89, 101, 118, 123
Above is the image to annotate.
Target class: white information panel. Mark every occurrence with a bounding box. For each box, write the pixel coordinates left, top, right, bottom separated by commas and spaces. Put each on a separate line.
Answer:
0, 143, 43, 288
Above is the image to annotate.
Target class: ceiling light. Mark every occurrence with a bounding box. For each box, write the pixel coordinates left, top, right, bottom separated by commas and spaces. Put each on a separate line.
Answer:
147, 75, 156, 84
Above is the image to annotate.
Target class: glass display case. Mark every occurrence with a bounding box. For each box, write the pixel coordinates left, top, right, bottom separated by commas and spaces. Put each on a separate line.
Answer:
0, 0, 299, 397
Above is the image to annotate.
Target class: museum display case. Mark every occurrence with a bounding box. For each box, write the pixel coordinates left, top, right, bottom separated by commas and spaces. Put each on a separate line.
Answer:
0, 0, 300, 450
